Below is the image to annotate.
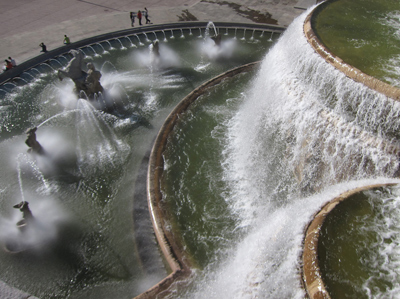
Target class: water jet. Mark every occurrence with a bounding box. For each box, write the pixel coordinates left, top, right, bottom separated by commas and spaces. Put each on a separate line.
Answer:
0, 22, 281, 298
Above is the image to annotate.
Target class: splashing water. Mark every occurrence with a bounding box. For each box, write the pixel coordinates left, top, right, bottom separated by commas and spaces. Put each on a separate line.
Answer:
176, 7, 400, 298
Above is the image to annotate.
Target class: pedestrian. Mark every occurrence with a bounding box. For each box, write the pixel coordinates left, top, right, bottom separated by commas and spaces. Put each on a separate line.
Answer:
63, 35, 70, 45
137, 10, 142, 26
8, 57, 16, 67
39, 42, 47, 53
144, 7, 151, 24
4, 60, 13, 71
130, 12, 135, 27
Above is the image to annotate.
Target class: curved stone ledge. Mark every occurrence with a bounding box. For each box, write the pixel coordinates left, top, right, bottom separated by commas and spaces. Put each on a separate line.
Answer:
144, 61, 259, 298
0, 21, 284, 86
303, 2, 400, 101
302, 183, 398, 299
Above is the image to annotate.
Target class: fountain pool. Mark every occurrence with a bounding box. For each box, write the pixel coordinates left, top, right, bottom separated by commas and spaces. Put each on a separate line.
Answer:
0, 24, 281, 298
312, 0, 400, 87
158, 4, 400, 299
2, 2, 400, 297
319, 184, 400, 298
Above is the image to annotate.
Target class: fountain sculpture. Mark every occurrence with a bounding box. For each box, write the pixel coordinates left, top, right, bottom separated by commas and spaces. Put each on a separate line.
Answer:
25, 127, 44, 155
152, 41, 160, 57
85, 62, 104, 96
211, 33, 222, 46
13, 201, 34, 230
2, 201, 34, 253
58, 49, 104, 99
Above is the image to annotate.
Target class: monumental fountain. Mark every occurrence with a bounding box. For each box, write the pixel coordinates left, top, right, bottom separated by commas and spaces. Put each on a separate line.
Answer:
1, 1, 400, 297
149, 1, 400, 298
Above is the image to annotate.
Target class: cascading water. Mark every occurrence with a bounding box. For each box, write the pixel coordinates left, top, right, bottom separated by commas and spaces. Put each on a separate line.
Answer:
164, 7, 400, 298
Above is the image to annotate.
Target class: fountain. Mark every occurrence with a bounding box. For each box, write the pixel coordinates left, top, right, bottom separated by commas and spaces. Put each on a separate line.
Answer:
303, 183, 400, 299
0, 23, 280, 298
155, 3, 400, 299
57, 50, 104, 100
25, 127, 44, 155
1, 2, 396, 295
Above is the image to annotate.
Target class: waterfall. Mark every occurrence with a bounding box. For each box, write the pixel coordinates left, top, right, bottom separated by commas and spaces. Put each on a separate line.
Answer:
184, 7, 400, 299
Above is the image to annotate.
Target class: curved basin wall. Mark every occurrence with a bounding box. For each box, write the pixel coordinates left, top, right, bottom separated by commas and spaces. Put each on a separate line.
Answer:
304, 1, 400, 101
0, 22, 284, 299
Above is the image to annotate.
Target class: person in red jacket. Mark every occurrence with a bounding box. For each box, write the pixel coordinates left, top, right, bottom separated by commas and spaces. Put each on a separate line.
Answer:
4, 59, 13, 71
137, 10, 142, 26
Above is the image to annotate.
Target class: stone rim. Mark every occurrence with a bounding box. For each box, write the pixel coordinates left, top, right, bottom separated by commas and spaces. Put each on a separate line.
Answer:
303, 0, 400, 101
301, 183, 397, 299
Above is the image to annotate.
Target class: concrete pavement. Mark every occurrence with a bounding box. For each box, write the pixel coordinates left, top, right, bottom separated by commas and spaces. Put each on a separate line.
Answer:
0, 0, 316, 65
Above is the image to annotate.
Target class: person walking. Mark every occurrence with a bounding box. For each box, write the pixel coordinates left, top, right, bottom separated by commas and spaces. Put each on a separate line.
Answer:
137, 10, 142, 26
8, 57, 16, 67
144, 7, 151, 24
130, 12, 135, 27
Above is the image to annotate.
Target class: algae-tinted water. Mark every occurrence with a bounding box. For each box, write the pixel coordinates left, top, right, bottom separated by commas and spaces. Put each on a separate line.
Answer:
313, 0, 400, 87
319, 186, 400, 298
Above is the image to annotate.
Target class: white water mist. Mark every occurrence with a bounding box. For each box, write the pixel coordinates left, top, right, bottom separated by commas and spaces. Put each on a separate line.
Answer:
185, 6, 400, 299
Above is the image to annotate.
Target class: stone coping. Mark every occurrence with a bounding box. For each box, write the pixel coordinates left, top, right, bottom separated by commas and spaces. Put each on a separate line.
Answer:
144, 61, 259, 298
303, 0, 400, 101
0, 21, 284, 86
301, 183, 397, 299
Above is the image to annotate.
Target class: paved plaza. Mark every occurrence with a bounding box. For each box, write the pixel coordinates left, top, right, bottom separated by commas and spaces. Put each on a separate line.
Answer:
0, 0, 316, 64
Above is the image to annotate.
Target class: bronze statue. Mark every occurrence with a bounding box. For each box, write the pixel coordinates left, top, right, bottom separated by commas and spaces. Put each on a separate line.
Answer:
211, 34, 222, 46
152, 41, 160, 57
25, 127, 44, 154
85, 63, 104, 96
13, 201, 34, 230
57, 50, 104, 98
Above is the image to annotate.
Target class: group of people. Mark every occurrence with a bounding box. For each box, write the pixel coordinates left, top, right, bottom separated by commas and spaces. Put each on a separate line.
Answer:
130, 7, 151, 27
39, 35, 70, 54
6, 6, 151, 73
3, 57, 16, 72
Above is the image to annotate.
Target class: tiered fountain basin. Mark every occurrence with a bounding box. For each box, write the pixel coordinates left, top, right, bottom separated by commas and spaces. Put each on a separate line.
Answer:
301, 1, 400, 298
304, 0, 400, 100
0, 22, 283, 299
303, 183, 400, 299
145, 62, 258, 298
153, 3, 400, 297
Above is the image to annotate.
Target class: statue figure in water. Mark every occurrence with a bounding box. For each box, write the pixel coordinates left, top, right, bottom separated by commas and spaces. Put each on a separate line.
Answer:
85, 63, 104, 96
211, 34, 222, 46
57, 50, 104, 98
13, 201, 34, 231
58, 49, 87, 92
152, 41, 160, 57
3, 201, 35, 253
25, 127, 44, 155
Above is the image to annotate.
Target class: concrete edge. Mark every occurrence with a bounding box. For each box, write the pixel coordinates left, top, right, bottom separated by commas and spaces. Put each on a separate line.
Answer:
0, 21, 284, 86
144, 61, 260, 298
303, 1, 400, 101
301, 182, 398, 299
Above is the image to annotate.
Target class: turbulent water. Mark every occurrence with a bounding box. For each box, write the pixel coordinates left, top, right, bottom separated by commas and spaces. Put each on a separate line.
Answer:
172, 7, 400, 299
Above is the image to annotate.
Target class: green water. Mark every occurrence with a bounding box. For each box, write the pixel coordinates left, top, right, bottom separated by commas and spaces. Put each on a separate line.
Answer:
162, 71, 255, 268
313, 0, 400, 87
0, 28, 276, 298
319, 186, 400, 298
